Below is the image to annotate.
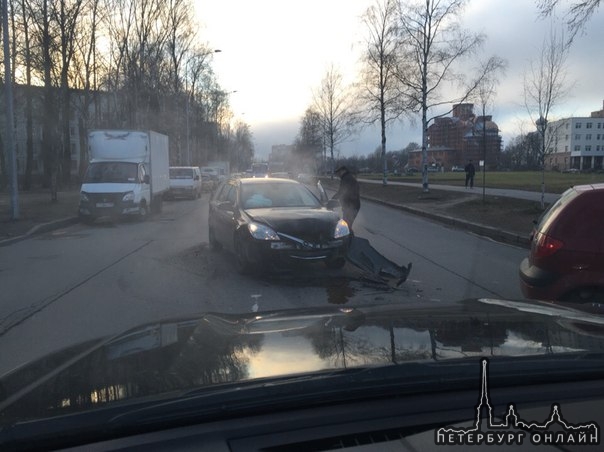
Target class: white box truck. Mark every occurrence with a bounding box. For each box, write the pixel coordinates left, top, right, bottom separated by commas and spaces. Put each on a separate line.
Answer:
79, 130, 169, 222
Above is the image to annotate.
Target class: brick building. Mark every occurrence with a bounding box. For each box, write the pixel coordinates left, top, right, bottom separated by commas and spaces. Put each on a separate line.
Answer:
408, 103, 502, 171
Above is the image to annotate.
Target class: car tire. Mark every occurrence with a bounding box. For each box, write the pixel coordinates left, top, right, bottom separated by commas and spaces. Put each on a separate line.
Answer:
234, 236, 252, 274
209, 226, 221, 251
139, 201, 148, 221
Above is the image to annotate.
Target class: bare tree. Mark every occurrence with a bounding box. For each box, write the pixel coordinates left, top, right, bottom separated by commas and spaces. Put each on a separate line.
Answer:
164, 0, 195, 93
52, 0, 86, 186
397, 0, 499, 192
231, 121, 254, 172
295, 108, 323, 173
359, 0, 410, 185
472, 57, 506, 201
537, 0, 601, 44
16, 0, 36, 189
37, 0, 61, 199
70, 0, 102, 178
523, 26, 571, 208
313, 65, 354, 178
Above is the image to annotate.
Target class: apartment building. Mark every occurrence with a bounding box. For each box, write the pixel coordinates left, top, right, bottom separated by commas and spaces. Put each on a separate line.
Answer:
545, 101, 604, 171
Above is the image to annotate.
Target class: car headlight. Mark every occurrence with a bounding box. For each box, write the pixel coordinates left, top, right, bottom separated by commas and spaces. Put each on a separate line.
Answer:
248, 222, 280, 240
334, 219, 350, 238
80, 192, 89, 203
122, 191, 135, 202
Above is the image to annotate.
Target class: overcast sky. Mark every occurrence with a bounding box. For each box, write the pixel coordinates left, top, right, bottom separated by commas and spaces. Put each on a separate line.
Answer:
195, 0, 603, 160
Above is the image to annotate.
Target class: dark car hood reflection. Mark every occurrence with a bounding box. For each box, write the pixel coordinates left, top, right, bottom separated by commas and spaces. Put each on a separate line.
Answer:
245, 207, 339, 238
2, 299, 604, 421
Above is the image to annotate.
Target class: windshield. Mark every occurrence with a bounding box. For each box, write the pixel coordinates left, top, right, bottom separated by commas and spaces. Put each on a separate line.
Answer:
170, 168, 194, 179
241, 182, 321, 208
83, 162, 139, 184
2, 0, 604, 448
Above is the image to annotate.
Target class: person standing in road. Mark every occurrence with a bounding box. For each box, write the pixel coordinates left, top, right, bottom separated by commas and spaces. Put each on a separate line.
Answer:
333, 165, 360, 233
464, 159, 476, 188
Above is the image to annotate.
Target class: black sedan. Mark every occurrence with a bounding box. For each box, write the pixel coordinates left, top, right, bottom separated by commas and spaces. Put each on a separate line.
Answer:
208, 178, 351, 273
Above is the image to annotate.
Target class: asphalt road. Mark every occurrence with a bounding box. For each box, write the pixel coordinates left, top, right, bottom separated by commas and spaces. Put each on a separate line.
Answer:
0, 194, 527, 375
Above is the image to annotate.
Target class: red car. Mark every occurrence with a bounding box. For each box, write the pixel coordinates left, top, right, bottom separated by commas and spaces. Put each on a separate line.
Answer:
519, 183, 604, 303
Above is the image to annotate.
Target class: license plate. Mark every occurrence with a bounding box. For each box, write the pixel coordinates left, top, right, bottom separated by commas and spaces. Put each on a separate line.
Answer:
96, 202, 114, 208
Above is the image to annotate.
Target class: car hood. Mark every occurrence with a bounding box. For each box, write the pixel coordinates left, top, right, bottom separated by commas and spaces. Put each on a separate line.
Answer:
244, 207, 340, 239
2, 299, 604, 423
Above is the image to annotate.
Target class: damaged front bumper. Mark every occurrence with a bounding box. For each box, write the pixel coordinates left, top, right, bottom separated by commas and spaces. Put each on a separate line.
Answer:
347, 236, 412, 287
244, 232, 349, 267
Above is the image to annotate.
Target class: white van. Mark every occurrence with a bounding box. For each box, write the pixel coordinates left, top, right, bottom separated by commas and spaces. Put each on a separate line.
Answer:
167, 167, 202, 199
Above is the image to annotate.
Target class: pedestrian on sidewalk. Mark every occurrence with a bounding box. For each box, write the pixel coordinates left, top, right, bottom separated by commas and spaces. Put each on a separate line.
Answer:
464, 159, 476, 189
333, 165, 360, 233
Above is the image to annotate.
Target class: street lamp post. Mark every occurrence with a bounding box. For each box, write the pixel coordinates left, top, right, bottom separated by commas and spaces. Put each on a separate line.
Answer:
536, 115, 547, 209
482, 105, 487, 203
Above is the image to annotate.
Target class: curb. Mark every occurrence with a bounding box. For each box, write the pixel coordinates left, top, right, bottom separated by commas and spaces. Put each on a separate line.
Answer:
0, 216, 80, 248
363, 195, 531, 249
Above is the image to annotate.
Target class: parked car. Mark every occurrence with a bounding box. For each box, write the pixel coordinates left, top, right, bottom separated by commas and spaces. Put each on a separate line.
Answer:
405, 167, 419, 175
208, 178, 350, 273
519, 183, 604, 303
167, 166, 202, 199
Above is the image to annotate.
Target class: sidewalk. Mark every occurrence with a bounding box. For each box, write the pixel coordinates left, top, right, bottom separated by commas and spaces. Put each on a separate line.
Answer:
358, 178, 561, 204
0, 189, 80, 246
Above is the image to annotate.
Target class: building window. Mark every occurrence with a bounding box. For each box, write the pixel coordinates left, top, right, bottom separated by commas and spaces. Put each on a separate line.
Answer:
575, 145, 581, 151
565, 134, 569, 140
566, 123, 570, 129
598, 123, 602, 129
587, 122, 593, 129
598, 134, 602, 140
565, 145, 568, 152
597, 145, 601, 151
575, 134, 581, 140
575, 122, 582, 128
587, 134, 592, 140
586, 145, 592, 152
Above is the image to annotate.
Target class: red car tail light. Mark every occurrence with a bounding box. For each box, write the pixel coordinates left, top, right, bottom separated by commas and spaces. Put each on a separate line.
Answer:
533, 232, 564, 258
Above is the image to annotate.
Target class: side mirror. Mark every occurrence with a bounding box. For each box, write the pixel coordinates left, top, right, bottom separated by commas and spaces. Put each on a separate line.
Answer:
194, 175, 200, 181
218, 201, 234, 211
143, 174, 150, 184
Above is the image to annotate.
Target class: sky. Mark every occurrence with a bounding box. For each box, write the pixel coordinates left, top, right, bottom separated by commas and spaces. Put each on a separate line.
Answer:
195, 0, 604, 160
